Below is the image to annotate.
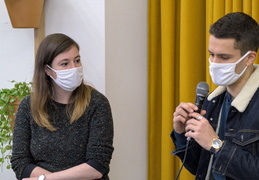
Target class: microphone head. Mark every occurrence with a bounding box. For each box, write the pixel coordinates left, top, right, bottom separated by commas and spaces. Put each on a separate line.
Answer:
196, 82, 210, 97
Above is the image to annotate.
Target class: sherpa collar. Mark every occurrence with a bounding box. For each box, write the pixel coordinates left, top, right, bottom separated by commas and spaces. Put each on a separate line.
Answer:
207, 64, 259, 112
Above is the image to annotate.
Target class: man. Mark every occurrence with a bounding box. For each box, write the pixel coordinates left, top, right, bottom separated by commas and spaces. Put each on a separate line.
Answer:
172, 12, 259, 180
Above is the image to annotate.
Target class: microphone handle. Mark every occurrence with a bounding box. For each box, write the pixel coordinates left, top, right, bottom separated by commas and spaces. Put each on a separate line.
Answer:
186, 96, 204, 141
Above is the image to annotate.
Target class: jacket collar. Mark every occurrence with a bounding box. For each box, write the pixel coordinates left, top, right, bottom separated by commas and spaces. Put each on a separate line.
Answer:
207, 64, 259, 112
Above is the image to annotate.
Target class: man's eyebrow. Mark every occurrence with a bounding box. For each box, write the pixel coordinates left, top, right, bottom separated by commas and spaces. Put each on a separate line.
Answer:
208, 49, 232, 56
208, 49, 212, 53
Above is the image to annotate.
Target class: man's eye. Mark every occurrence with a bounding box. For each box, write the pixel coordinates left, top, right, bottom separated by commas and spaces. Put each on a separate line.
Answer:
220, 56, 229, 60
61, 63, 68, 67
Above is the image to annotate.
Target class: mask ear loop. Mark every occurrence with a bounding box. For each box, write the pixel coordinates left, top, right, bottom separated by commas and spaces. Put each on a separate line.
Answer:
46, 65, 57, 81
44, 65, 58, 100
234, 51, 251, 65
46, 65, 56, 72
233, 51, 251, 75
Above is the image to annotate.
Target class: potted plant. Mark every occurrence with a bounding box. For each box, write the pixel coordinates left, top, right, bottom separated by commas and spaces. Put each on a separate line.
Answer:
0, 81, 32, 169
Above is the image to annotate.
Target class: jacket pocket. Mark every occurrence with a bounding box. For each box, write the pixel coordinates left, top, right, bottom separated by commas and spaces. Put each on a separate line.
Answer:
232, 129, 259, 146
232, 129, 259, 155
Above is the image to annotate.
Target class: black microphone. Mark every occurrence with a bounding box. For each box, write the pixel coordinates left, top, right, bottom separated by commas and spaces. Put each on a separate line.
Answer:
187, 82, 210, 141
195, 82, 210, 113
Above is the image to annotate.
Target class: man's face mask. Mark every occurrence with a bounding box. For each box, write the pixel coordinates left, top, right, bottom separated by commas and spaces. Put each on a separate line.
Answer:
209, 51, 250, 86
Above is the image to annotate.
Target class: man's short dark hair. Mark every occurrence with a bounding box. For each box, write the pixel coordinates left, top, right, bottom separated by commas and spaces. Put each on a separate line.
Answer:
209, 12, 259, 55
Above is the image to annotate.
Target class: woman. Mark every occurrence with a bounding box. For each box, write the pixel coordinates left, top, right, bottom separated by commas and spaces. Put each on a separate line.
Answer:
11, 33, 114, 180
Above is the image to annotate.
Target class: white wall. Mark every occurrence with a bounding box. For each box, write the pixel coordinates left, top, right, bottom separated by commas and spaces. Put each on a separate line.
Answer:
0, 0, 147, 179
0, 1, 34, 89
106, 0, 147, 179
0, 1, 33, 178
0, 0, 105, 93
45, 0, 106, 94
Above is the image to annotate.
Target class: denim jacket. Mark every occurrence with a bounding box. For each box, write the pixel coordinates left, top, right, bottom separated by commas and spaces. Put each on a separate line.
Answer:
172, 65, 259, 180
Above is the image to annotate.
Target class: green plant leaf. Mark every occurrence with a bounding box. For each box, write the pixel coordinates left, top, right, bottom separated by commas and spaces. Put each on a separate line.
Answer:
0, 80, 32, 169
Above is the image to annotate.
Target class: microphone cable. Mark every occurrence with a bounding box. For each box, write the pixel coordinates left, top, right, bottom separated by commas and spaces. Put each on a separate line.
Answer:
174, 138, 191, 180
174, 82, 209, 180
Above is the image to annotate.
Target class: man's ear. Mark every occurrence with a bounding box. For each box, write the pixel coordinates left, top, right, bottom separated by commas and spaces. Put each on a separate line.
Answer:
246, 51, 257, 66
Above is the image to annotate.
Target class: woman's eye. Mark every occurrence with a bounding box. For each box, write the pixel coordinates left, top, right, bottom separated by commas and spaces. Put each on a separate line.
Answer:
75, 59, 81, 63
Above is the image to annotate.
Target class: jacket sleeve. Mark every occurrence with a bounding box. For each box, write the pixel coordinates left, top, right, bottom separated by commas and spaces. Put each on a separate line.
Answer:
171, 130, 202, 175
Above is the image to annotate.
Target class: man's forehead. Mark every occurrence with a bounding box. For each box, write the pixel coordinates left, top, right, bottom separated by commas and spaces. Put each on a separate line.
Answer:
208, 35, 240, 54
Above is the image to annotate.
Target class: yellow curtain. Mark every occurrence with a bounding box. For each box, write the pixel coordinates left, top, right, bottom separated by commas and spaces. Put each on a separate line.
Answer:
148, 1, 259, 180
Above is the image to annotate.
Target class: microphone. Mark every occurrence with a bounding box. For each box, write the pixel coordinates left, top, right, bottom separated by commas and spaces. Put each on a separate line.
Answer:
195, 81, 210, 113
187, 82, 210, 141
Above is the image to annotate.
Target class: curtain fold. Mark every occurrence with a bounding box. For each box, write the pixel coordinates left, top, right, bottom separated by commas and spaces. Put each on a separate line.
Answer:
148, 1, 259, 180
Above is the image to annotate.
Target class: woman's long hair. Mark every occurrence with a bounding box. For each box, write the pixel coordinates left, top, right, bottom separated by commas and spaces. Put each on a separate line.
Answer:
31, 33, 92, 131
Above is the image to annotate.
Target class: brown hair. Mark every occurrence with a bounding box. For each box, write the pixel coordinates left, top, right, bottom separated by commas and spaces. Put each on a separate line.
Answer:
209, 12, 259, 55
31, 33, 92, 131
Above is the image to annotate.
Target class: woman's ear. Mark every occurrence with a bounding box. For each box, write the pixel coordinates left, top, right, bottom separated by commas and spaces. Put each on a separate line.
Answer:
44, 65, 51, 76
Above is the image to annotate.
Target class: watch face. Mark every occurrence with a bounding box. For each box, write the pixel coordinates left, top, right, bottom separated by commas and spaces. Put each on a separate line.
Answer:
212, 139, 222, 149
38, 175, 45, 180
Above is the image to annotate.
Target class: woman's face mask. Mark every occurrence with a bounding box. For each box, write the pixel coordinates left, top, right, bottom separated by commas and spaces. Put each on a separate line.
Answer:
209, 51, 250, 86
47, 65, 83, 91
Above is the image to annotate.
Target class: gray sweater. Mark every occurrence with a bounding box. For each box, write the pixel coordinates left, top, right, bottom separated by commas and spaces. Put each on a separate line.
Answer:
11, 89, 114, 180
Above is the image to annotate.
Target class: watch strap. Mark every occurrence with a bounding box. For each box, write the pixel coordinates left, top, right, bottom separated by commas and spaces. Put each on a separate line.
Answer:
210, 146, 217, 154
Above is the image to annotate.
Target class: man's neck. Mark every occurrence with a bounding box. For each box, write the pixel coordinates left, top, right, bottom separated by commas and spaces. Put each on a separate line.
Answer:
227, 65, 255, 99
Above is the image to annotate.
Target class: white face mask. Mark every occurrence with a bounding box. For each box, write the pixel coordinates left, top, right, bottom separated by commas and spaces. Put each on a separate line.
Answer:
209, 51, 250, 86
47, 65, 84, 91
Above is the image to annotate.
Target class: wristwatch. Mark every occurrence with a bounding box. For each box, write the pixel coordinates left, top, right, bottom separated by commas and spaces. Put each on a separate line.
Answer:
210, 138, 223, 154
37, 174, 45, 180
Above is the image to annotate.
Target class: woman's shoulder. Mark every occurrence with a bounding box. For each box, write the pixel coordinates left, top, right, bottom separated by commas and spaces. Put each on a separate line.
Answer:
19, 94, 31, 106
90, 88, 109, 103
